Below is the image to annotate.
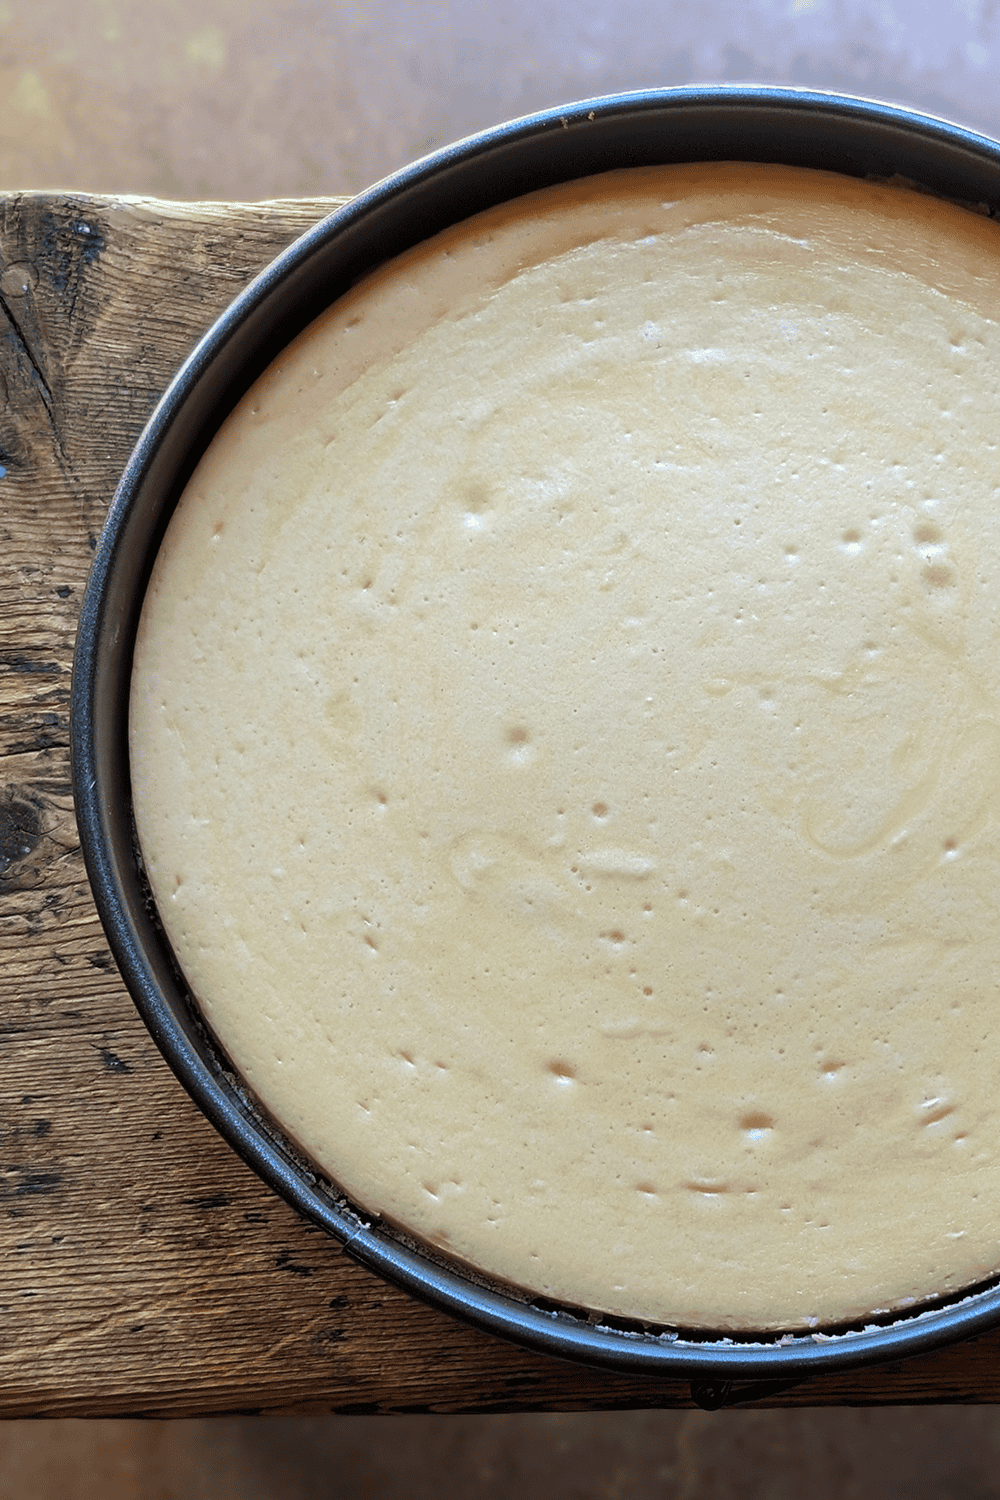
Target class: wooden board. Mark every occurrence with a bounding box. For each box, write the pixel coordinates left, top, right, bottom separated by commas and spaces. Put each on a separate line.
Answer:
3, 191, 1000, 1416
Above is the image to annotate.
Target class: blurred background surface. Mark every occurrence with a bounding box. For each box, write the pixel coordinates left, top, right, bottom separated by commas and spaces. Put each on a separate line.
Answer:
6, 1406, 1000, 1499
2, 0, 1000, 199
4, 1, 1000, 1495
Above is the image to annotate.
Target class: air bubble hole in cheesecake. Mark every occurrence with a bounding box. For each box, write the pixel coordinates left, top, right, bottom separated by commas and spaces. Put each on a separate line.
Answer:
131, 161, 1000, 1332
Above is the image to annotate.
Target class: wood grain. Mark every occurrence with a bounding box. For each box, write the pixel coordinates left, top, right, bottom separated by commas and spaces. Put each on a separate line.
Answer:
3, 191, 1000, 1416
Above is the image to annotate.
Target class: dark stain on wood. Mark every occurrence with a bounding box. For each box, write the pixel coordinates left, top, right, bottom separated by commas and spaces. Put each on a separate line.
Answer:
0, 654, 62, 675
1, 729, 69, 758
98, 1046, 133, 1074
0, 787, 42, 877
10, 1170, 63, 1198
275, 1249, 315, 1278
87, 951, 113, 971
184, 1193, 231, 1211
0, 771, 76, 898
35, 207, 105, 328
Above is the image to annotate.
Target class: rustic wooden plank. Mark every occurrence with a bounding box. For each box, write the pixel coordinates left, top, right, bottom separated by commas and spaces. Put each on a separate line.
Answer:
3, 190, 1000, 1416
